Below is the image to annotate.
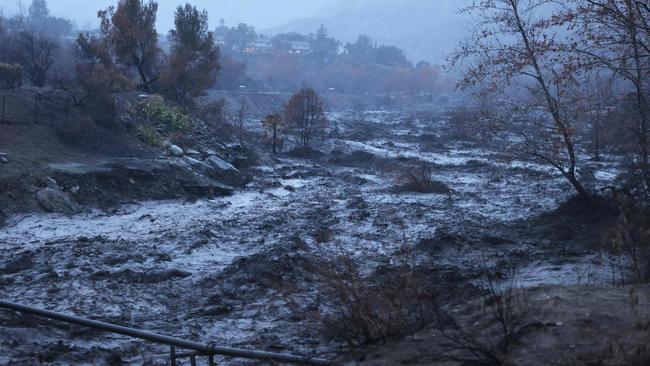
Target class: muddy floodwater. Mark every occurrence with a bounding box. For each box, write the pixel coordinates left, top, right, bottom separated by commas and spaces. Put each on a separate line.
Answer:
0, 108, 625, 365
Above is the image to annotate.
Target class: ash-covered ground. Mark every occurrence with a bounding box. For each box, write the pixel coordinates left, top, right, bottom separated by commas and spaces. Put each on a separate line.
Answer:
0, 107, 626, 365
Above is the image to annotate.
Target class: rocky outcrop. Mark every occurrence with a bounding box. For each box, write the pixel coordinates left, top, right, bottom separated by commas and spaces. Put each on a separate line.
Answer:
207, 155, 240, 174
36, 187, 80, 214
185, 157, 216, 177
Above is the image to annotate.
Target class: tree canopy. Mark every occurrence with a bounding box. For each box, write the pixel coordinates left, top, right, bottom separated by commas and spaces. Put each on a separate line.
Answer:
99, 0, 159, 90
161, 3, 220, 106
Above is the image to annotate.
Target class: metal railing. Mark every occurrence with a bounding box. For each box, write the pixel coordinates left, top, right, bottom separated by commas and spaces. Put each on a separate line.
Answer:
0, 300, 331, 365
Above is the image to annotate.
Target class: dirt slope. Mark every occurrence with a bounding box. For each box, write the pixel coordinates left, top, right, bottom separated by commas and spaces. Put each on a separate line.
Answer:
344, 285, 650, 366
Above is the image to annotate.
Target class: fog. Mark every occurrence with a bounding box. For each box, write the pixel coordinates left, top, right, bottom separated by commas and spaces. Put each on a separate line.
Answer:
1, 0, 649, 364
0, 0, 469, 62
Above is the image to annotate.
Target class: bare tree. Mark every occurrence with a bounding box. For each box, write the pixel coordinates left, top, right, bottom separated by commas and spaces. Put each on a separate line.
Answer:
262, 112, 283, 154
568, 0, 650, 195
16, 31, 56, 87
284, 87, 328, 149
451, 0, 592, 200
235, 98, 246, 140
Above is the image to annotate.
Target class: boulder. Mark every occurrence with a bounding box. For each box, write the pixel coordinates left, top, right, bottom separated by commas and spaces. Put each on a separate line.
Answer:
206, 155, 240, 175
169, 145, 184, 157
185, 157, 216, 177
36, 188, 80, 214
0, 152, 8, 164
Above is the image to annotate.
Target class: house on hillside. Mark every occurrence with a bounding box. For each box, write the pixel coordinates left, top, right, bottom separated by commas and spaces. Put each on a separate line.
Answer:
289, 41, 311, 55
235, 37, 274, 54
249, 38, 274, 54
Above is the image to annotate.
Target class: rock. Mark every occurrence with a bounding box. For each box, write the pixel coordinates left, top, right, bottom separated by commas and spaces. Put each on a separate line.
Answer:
46, 177, 60, 190
186, 149, 201, 156
226, 143, 244, 151
282, 170, 303, 179
206, 155, 240, 174
185, 157, 205, 166
169, 145, 184, 157
185, 157, 216, 177
183, 183, 234, 196
36, 188, 80, 214
0, 157, 7, 164
69, 185, 80, 194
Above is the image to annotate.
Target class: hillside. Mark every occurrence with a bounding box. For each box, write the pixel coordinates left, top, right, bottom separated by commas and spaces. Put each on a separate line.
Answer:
263, 0, 471, 63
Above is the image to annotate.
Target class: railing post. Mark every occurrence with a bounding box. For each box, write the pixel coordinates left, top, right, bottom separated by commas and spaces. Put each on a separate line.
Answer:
209, 354, 215, 366
33, 95, 38, 124
170, 346, 176, 366
190, 354, 197, 366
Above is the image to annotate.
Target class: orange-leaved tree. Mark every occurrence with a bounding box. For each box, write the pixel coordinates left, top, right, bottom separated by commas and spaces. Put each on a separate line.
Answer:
262, 112, 283, 154
284, 87, 327, 149
98, 0, 159, 91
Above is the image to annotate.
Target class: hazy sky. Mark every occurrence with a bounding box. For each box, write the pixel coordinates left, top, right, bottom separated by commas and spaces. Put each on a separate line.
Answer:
0, 1, 464, 31
0, 0, 333, 31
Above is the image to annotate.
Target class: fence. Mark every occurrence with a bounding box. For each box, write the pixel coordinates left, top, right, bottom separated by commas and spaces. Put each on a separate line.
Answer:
0, 300, 331, 365
0, 91, 46, 125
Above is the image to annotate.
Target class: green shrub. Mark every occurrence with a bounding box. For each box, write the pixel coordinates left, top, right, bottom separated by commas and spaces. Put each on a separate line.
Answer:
135, 125, 163, 147
139, 94, 191, 130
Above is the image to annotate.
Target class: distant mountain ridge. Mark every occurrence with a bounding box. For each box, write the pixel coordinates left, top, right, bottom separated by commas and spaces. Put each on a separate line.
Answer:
262, 0, 470, 64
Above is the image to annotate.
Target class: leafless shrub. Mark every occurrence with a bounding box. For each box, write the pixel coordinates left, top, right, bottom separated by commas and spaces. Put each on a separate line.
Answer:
393, 165, 450, 194
52, 76, 87, 107
55, 115, 97, 147
314, 256, 438, 347
605, 187, 650, 283
621, 286, 650, 365
424, 271, 528, 365
199, 98, 237, 138
447, 106, 480, 141
597, 287, 650, 366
